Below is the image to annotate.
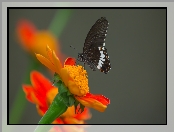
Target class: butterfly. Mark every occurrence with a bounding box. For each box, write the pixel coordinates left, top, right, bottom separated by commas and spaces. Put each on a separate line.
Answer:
77, 17, 111, 74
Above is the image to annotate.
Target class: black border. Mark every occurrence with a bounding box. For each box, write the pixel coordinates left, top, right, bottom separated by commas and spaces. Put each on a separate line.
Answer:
7, 7, 167, 125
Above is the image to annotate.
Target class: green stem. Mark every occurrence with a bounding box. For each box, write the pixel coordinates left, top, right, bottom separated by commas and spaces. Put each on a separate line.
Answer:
34, 94, 67, 132
38, 94, 67, 124
9, 57, 41, 124
48, 9, 72, 37
34, 126, 52, 132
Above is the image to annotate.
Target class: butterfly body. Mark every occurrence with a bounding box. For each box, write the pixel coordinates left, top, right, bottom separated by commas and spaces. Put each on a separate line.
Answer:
78, 17, 111, 74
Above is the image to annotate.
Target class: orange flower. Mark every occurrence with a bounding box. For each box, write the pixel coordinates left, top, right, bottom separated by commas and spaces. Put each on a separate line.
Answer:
22, 71, 91, 124
61, 125, 89, 132
16, 19, 64, 63
49, 125, 89, 132
36, 45, 110, 112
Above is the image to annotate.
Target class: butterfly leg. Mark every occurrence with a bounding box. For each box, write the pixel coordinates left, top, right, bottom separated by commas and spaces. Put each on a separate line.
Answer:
84, 62, 85, 69
76, 61, 78, 65
76, 59, 80, 65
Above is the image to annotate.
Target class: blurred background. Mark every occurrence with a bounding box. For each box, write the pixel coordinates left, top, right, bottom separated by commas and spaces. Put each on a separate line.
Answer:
9, 8, 166, 124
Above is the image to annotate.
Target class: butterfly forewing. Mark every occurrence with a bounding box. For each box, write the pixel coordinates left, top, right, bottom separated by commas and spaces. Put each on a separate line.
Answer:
79, 17, 111, 74
83, 17, 108, 52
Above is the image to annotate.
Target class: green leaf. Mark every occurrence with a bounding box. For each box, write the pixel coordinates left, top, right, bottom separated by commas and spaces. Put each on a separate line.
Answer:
54, 79, 62, 88
59, 93, 69, 106
67, 90, 72, 96
54, 81, 68, 95
52, 72, 86, 110
80, 103, 85, 113
59, 83, 68, 94
59, 93, 75, 107
74, 100, 80, 114
52, 73, 61, 85
74, 100, 85, 114
69, 95, 75, 106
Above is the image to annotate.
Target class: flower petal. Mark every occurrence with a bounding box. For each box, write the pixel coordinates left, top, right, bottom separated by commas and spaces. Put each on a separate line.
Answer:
30, 92, 43, 106
53, 118, 64, 124
68, 80, 86, 96
74, 107, 91, 120
36, 105, 48, 116
60, 68, 71, 87
30, 71, 53, 92
22, 85, 35, 103
16, 19, 36, 50
64, 57, 76, 66
61, 106, 75, 117
36, 53, 57, 72
49, 126, 63, 132
75, 93, 110, 112
63, 117, 84, 124
26, 71, 57, 107
53, 50, 62, 74
46, 45, 55, 65
46, 88, 58, 106
31, 31, 59, 58
62, 125, 86, 132
22, 85, 43, 106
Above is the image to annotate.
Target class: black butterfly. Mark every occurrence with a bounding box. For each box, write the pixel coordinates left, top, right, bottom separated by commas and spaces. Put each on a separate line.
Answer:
77, 17, 111, 74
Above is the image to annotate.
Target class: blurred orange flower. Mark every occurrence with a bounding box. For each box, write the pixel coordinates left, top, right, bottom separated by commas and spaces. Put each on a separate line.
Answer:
49, 125, 89, 132
22, 71, 91, 124
36, 45, 110, 112
16, 19, 64, 63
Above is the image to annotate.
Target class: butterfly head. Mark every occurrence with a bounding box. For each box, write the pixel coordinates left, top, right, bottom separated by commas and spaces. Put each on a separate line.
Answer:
77, 53, 84, 62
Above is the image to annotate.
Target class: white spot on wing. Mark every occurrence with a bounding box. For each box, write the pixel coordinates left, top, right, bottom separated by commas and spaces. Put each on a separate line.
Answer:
97, 65, 101, 69
101, 58, 105, 61
100, 51, 105, 59
98, 60, 103, 68
97, 51, 106, 69
103, 43, 105, 46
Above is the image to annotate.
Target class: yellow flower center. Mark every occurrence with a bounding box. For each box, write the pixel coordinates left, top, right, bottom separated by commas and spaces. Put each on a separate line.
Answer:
64, 65, 89, 96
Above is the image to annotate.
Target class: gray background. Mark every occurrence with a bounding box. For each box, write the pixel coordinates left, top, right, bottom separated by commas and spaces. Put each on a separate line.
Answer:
9, 9, 166, 124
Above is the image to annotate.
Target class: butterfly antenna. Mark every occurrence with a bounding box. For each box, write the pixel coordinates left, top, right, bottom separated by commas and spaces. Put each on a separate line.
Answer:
69, 45, 80, 65
69, 47, 87, 71
70, 45, 76, 50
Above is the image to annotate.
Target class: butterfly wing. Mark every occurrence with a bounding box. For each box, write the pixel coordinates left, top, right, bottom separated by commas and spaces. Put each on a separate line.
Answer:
83, 17, 111, 73
83, 17, 108, 53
